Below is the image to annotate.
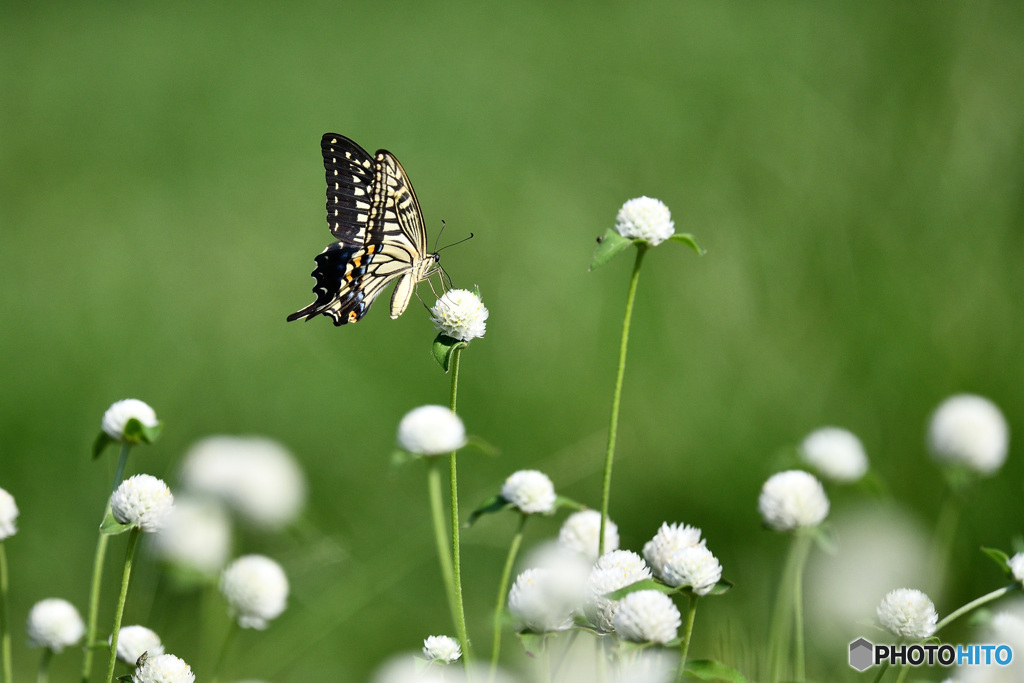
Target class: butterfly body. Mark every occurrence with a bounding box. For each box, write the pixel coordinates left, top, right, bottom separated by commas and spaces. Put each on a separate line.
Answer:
288, 134, 439, 325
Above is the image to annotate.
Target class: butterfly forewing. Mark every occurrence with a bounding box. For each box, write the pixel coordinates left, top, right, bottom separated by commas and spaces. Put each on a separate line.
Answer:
288, 134, 439, 325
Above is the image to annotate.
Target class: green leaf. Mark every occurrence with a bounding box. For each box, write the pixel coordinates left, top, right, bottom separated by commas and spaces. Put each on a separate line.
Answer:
705, 578, 734, 596
92, 432, 113, 460
981, 546, 1011, 573
812, 523, 839, 555
552, 495, 584, 512
668, 232, 706, 255
589, 228, 633, 270
517, 631, 547, 656
466, 495, 514, 527
122, 418, 162, 445
605, 578, 673, 600
464, 435, 499, 456
432, 333, 468, 372
685, 659, 748, 682
100, 510, 134, 536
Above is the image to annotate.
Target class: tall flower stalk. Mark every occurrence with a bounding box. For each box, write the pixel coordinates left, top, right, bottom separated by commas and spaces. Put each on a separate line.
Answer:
446, 348, 471, 665
0, 542, 11, 683
103, 528, 141, 683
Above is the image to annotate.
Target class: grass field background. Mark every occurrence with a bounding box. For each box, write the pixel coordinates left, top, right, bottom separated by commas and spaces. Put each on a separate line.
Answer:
2, 2, 1023, 680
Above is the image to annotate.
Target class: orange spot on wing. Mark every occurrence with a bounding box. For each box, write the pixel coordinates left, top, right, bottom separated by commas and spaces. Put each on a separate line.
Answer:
348, 311, 359, 323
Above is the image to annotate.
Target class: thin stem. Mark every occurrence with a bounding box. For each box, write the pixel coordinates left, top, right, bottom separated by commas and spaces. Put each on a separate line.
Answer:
893, 663, 911, 683
767, 531, 812, 683
427, 461, 459, 640
793, 536, 809, 682
37, 649, 52, 683
111, 444, 131, 496
927, 494, 961, 594
210, 620, 240, 683
104, 528, 141, 683
490, 515, 527, 680
935, 584, 1017, 633
599, 244, 647, 556
447, 348, 471, 668
870, 661, 890, 683
0, 543, 11, 683
675, 593, 699, 682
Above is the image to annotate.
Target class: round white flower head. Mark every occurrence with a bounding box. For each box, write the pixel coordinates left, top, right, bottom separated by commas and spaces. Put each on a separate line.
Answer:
586, 550, 653, 633
26, 598, 84, 652
109, 625, 164, 665
131, 653, 194, 683
928, 394, 1009, 475
507, 568, 576, 633
397, 405, 467, 456
642, 522, 703, 581
559, 510, 620, 561
759, 470, 830, 531
220, 554, 289, 629
501, 470, 556, 515
431, 289, 489, 342
110, 474, 174, 533
179, 436, 306, 529
152, 496, 232, 575
1008, 553, 1024, 585
422, 635, 462, 664
102, 399, 159, 441
0, 487, 18, 540
800, 427, 869, 483
613, 590, 681, 644
518, 541, 591, 613
615, 196, 675, 246
877, 588, 938, 639
660, 544, 723, 596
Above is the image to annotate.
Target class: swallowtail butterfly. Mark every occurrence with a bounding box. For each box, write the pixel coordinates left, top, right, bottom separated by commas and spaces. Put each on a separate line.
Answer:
288, 134, 440, 325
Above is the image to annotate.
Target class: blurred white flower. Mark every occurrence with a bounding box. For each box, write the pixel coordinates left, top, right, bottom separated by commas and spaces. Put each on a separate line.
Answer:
220, 555, 289, 629
179, 436, 306, 529
660, 545, 722, 596
800, 427, 868, 483
501, 470, 556, 514
615, 197, 675, 246
642, 522, 702, 582
110, 625, 164, 665
431, 289, 488, 342
559, 510, 619, 561
372, 656, 514, 683
586, 550, 652, 633
102, 399, 159, 441
758, 470, 829, 531
877, 588, 937, 638
0, 487, 18, 540
110, 474, 174, 533
928, 394, 1009, 475
152, 496, 232, 575
396, 406, 466, 456
518, 541, 590, 614
131, 653, 194, 683
507, 568, 576, 633
422, 635, 461, 664
613, 590, 681, 644
26, 598, 84, 652
1008, 553, 1024, 585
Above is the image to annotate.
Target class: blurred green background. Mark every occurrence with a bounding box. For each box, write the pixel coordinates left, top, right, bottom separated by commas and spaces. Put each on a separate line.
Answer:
2, 2, 1023, 681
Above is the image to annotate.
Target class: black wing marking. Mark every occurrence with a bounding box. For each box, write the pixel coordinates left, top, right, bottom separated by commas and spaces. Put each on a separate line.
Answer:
321, 134, 377, 246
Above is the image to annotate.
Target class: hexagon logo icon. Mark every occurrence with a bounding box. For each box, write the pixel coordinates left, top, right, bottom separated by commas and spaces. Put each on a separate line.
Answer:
849, 638, 874, 671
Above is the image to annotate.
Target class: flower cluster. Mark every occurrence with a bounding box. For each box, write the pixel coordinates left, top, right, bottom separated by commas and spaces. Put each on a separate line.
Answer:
430, 289, 489, 342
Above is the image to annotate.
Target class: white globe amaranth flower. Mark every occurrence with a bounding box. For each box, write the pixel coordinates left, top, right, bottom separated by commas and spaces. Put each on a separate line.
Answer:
586, 550, 652, 633
508, 568, 576, 633
151, 495, 233, 575
102, 399, 159, 441
0, 487, 18, 540
518, 541, 591, 614
800, 427, 869, 483
660, 544, 723, 596
928, 394, 1009, 475
26, 598, 84, 652
179, 436, 306, 530
220, 554, 289, 629
642, 522, 703, 581
615, 196, 675, 246
501, 470, 556, 515
110, 474, 174, 533
110, 625, 164, 665
422, 635, 462, 664
759, 470, 830, 531
1008, 553, 1024, 585
559, 510, 619, 561
612, 590, 681, 644
131, 653, 195, 683
431, 289, 489, 342
877, 588, 938, 639
396, 405, 466, 456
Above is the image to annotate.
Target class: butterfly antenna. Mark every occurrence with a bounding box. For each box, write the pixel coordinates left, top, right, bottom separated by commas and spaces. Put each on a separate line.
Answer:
432, 220, 447, 254
436, 232, 475, 254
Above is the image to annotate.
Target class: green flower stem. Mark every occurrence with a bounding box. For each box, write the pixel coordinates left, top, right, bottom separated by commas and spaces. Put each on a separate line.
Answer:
768, 530, 813, 683
599, 243, 647, 556
104, 527, 141, 683
893, 663, 911, 683
0, 542, 11, 683
490, 514, 527, 679
870, 661, 890, 683
82, 443, 132, 683
927, 494, 961, 594
37, 649, 52, 683
675, 593, 699, 683
427, 462, 459, 646
447, 347, 471, 668
210, 620, 240, 683
935, 583, 1017, 633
